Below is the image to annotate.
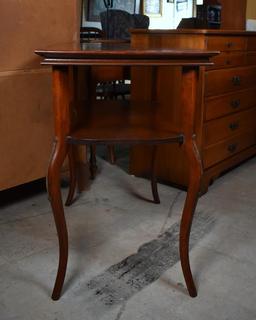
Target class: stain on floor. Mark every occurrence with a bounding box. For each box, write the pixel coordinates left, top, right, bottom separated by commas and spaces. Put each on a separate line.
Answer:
87, 211, 216, 306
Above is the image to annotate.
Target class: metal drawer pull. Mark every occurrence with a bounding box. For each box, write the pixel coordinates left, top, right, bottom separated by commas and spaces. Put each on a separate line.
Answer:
227, 42, 234, 48
229, 122, 239, 130
230, 99, 241, 109
232, 76, 241, 86
228, 143, 238, 153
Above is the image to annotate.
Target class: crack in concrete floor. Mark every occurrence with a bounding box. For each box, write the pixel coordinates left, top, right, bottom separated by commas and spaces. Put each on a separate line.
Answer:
87, 210, 216, 306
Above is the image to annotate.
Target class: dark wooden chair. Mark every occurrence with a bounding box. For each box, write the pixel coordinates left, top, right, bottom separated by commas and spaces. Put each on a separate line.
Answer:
100, 9, 149, 40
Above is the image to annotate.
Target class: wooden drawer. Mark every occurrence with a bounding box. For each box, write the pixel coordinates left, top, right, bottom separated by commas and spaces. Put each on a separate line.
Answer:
205, 66, 256, 96
204, 107, 256, 146
203, 130, 256, 169
207, 52, 246, 70
205, 87, 256, 121
206, 36, 247, 51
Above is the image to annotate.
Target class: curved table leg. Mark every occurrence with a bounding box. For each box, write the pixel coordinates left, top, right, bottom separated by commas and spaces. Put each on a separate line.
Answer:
48, 140, 68, 300
151, 146, 160, 204
179, 139, 202, 297
65, 145, 77, 206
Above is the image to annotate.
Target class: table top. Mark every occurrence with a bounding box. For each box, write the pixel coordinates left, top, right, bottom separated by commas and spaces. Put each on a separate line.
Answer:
35, 41, 219, 66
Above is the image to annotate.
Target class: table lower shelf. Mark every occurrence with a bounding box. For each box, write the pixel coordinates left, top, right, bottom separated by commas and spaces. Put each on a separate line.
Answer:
67, 100, 183, 145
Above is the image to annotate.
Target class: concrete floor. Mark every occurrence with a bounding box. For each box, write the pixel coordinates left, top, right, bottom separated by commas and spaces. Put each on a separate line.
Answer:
1, 156, 256, 320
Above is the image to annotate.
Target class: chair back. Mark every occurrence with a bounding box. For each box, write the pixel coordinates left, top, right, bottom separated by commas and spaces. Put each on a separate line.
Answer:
133, 14, 150, 29
100, 9, 149, 40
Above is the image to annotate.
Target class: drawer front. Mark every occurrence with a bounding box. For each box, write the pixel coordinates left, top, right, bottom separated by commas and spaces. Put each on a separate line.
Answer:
203, 130, 256, 169
204, 108, 256, 146
247, 37, 256, 51
207, 52, 246, 70
205, 87, 256, 121
205, 66, 256, 97
206, 36, 247, 51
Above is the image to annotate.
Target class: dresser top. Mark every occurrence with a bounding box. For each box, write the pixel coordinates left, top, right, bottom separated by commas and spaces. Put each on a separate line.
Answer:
130, 29, 256, 36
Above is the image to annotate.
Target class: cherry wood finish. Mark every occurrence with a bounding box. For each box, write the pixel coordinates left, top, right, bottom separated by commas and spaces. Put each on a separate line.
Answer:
204, 107, 256, 145
130, 29, 256, 193
205, 66, 256, 96
203, 0, 247, 30
206, 36, 247, 51
205, 87, 256, 120
218, 0, 247, 30
35, 42, 217, 300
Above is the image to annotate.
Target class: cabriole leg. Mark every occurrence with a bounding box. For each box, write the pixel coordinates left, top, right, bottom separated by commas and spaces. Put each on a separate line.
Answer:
48, 141, 69, 300
49, 65, 70, 300
179, 140, 202, 297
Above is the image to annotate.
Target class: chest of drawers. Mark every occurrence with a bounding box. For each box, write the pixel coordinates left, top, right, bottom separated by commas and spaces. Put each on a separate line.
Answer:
130, 30, 256, 193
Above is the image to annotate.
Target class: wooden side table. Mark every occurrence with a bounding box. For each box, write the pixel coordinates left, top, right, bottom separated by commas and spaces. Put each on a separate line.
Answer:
35, 42, 218, 300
